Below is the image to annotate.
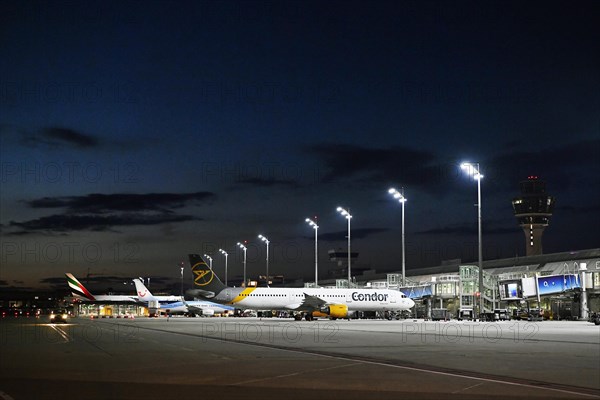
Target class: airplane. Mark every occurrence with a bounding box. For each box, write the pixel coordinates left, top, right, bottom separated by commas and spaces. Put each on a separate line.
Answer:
181, 298, 235, 317
133, 278, 234, 316
133, 278, 180, 302
185, 254, 415, 320
66, 273, 138, 303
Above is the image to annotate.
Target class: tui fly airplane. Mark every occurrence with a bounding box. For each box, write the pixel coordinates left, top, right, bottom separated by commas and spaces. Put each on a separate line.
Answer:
133, 278, 233, 316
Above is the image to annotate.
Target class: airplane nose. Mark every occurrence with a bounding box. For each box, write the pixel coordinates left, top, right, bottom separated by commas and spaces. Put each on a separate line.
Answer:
409, 299, 415, 308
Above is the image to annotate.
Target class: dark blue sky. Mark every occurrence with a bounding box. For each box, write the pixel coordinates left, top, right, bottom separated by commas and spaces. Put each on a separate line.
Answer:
1, 1, 599, 291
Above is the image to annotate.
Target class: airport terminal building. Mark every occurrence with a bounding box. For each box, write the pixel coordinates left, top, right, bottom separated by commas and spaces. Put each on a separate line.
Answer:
343, 248, 600, 320
314, 177, 598, 320
62, 247, 599, 320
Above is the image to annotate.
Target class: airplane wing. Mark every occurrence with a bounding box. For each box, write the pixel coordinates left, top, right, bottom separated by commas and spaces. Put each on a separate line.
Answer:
185, 302, 204, 313
298, 293, 327, 310
186, 288, 217, 299
283, 293, 327, 311
180, 298, 210, 316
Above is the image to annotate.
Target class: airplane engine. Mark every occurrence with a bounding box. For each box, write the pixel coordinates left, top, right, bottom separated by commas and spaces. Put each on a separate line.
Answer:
319, 304, 348, 319
201, 308, 215, 317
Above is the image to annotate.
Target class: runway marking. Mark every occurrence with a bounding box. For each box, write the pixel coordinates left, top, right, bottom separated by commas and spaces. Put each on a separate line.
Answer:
452, 382, 484, 393
78, 325, 114, 356
94, 320, 600, 398
145, 337, 195, 351
49, 324, 70, 343
313, 352, 600, 398
230, 362, 359, 386
0, 390, 15, 400
301, 321, 600, 345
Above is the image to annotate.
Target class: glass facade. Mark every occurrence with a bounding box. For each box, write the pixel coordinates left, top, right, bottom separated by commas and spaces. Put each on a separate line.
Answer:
436, 282, 456, 296
76, 303, 145, 317
460, 265, 478, 280
376, 256, 600, 316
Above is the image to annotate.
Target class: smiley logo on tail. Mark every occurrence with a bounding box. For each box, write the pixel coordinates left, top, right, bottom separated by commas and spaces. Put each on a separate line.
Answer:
192, 262, 214, 287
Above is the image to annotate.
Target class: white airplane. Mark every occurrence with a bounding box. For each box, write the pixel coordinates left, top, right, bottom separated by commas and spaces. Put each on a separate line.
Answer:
133, 278, 233, 316
186, 254, 414, 320
66, 273, 138, 303
133, 278, 180, 302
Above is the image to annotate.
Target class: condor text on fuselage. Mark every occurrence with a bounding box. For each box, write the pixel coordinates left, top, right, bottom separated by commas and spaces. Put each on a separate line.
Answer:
351, 292, 388, 302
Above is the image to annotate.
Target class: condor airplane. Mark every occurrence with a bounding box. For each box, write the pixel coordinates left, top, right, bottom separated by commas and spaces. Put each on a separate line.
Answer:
133, 278, 233, 316
186, 254, 414, 320
66, 273, 138, 303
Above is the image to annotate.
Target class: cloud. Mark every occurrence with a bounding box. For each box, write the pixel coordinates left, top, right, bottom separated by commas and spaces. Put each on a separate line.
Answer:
26, 192, 216, 213
41, 275, 170, 285
557, 204, 600, 215
318, 228, 390, 242
486, 139, 600, 193
2, 125, 148, 152
1, 230, 43, 236
40, 275, 172, 293
235, 177, 300, 188
304, 139, 600, 200
305, 143, 451, 193
20, 127, 100, 149
415, 224, 516, 236
7, 191, 215, 234
9, 213, 200, 233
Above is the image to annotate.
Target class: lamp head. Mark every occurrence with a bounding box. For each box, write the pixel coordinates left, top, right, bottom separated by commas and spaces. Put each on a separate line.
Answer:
460, 162, 483, 180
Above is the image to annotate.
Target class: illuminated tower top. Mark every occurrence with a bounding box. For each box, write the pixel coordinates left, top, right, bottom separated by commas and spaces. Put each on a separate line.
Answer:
512, 176, 555, 256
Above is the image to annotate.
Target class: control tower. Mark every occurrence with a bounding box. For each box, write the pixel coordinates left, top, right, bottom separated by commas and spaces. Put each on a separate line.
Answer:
512, 176, 555, 256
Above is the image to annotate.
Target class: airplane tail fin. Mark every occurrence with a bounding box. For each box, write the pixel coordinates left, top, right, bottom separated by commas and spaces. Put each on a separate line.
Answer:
66, 273, 96, 301
133, 278, 156, 301
187, 254, 227, 298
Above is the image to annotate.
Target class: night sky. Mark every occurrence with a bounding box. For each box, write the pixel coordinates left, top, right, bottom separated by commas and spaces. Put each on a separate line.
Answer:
1, 1, 599, 293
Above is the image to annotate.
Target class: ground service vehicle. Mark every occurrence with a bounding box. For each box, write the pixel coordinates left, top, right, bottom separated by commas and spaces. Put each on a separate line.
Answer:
49, 310, 69, 323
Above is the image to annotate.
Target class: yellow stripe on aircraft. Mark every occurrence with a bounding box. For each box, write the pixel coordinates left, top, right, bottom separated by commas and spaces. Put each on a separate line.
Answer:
229, 287, 256, 304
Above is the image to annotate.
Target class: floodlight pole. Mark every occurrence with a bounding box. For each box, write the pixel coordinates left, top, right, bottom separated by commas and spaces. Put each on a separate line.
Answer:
461, 162, 484, 319
337, 207, 353, 287
237, 242, 247, 287
258, 235, 270, 286
388, 188, 407, 286
219, 249, 228, 287
305, 218, 319, 286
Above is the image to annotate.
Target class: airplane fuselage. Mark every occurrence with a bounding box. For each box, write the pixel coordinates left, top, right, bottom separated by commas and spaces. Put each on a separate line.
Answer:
211, 287, 414, 312
157, 300, 233, 315
79, 294, 138, 302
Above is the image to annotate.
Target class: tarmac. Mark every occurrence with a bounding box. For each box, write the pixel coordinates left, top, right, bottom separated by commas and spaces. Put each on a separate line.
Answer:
0, 316, 598, 399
